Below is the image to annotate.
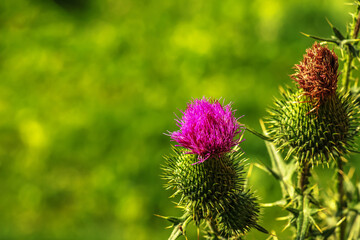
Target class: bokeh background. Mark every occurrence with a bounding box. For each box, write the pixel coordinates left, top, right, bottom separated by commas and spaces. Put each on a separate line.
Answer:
1, 0, 360, 239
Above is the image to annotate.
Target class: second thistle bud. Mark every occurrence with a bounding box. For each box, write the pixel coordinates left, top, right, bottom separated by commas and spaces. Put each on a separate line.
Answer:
267, 43, 359, 165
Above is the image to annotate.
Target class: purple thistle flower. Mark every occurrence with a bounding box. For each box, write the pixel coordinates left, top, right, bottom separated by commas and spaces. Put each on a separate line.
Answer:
170, 97, 243, 164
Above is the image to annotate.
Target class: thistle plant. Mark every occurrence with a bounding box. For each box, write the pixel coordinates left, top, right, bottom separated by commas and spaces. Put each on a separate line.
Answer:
262, 41, 360, 239
250, 2, 360, 239
160, 2, 360, 239
159, 98, 266, 239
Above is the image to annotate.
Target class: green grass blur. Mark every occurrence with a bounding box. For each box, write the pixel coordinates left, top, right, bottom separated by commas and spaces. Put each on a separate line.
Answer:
0, 0, 359, 239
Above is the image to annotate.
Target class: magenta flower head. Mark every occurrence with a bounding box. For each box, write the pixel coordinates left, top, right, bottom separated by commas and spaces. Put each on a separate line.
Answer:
170, 97, 243, 164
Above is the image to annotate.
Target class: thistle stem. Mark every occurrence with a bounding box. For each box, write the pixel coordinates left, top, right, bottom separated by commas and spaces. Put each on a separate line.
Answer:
298, 161, 311, 193
337, 3, 360, 238
296, 161, 312, 240
353, 5, 360, 39
343, 2, 360, 93
337, 158, 346, 240
296, 194, 310, 240
343, 53, 353, 93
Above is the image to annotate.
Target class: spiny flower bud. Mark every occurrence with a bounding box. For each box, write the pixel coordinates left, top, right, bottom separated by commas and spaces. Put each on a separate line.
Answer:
267, 88, 358, 164
291, 42, 339, 113
163, 98, 261, 237
216, 191, 260, 237
163, 147, 245, 223
170, 97, 242, 164
162, 147, 260, 235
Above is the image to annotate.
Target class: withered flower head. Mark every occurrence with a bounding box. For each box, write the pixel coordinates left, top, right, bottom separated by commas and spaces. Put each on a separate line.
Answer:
291, 42, 339, 112
266, 43, 360, 165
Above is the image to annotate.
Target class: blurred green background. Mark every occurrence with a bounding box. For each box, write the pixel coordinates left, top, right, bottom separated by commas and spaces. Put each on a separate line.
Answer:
1, 0, 359, 239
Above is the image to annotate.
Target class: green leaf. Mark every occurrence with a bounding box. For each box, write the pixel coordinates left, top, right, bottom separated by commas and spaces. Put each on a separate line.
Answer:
260, 120, 295, 198
300, 32, 340, 45
255, 224, 270, 234
168, 213, 192, 240
286, 207, 300, 216
254, 163, 280, 180
260, 199, 287, 208
244, 124, 273, 141
154, 214, 182, 225
326, 18, 345, 40
348, 214, 360, 239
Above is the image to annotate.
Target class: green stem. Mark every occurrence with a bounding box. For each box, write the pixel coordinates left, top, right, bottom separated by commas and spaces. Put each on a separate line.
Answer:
296, 195, 310, 240
337, 3, 360, 238
295, 161, 312, 240
337, 158, 346, 240
343, 53, 353, 93
298, 161, 311, 193
343, 2, 360, 92
353, 6, 360, 39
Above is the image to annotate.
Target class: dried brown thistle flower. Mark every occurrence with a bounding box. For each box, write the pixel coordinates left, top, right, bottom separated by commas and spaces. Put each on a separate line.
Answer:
291, 42, 339, 113
266, 42, 359, 165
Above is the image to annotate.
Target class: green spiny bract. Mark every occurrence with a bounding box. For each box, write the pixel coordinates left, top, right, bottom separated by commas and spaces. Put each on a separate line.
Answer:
266, 88, 359, 165
162, 146, 259, 236
216, 191, 260, 238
